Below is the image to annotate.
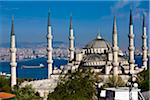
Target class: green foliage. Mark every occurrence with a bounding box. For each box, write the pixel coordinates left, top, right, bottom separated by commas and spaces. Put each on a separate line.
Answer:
103, 75, 125, 88
137, 68, 149, 91
0, 76, 11, 93
17, 78, 33, 85
0, 76, 42, 99
13, 84, 42, 100
48, 69, 97, 100
0, 76, 34, 93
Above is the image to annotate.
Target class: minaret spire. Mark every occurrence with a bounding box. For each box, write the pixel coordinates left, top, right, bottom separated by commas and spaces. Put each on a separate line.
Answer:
47, 11, 53, 78
48, 10, 51, 26
143, 14, 146, 27
128, 10, 135, 74
10, 16, 17, 88
112, 16, 119, 76
69, 15, 75, 62
142, 14, 148, 69
129, 10, 133, 25
113, 16, 117, 34
11, 16, 15, 36
70, 15, 72, 29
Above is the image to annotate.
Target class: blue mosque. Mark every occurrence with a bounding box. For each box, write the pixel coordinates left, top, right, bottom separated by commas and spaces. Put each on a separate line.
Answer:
9, 10, 148, 99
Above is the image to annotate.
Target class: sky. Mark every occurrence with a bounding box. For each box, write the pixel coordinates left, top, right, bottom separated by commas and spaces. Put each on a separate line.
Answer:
0, 1, 149, 51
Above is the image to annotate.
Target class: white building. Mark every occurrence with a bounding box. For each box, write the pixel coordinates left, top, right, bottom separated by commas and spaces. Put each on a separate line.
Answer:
100, 87, 144, 100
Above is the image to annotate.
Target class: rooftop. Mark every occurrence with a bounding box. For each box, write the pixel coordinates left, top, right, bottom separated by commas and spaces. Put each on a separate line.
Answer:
105, 87, 141, 92
0, 92, 16, 99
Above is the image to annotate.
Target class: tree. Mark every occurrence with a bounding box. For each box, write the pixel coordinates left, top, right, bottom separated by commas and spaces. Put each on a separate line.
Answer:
0, 76, 11, 93
17, 78, 33, 85
48, 68, 97, 100
13, 84, 42, 100
137, 68, 149, 91
0, 76, 42, 99
103, 75, 125, 88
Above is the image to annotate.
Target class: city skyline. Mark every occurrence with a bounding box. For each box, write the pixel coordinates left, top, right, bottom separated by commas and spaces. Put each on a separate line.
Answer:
0, 1, 149, 51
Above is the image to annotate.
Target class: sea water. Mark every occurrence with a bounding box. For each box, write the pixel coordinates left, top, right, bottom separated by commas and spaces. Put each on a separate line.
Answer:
0, 57, 68, 79
0, 56, 149, 79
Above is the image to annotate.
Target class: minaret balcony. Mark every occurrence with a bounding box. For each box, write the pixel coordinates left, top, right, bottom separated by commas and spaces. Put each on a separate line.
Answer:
69, 48, 74, 51
10, 48, 16, 52
112, 47, 118, 52
69, 36, 74, 40
47, 60, 53, 63
142, 47, 147, 50
129, 60, 135, 64
128, 47, 135, 51
142, 35, 147, 39
10, 62, 17, 67
47, 48, 53, 51
128, 34, 134, 38
142, 59, 148, 62
47, 35, 53, 39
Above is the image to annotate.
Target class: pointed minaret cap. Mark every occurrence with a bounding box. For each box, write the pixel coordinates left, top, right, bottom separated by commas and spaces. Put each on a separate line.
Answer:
143, 14, 146, 27
113, 16, 117, 34
48, 9, 51, 26
96, 32, 102, 39
129, 9, 133, 25
70, 14, 72, 29
11, 16, 15, 36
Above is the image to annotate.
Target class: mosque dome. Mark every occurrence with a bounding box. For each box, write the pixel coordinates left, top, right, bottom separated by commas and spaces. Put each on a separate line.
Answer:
84, 33, 111, 50
80, 33, 112, 68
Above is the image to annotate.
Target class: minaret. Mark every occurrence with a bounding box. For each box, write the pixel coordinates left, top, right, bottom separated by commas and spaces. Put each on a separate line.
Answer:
47, 11, 53, 78
142, 14, 148, 69
69, 15, 75, 62
112, 16, 119, 76
128, 10, 135, 74
10, 16, 17, 87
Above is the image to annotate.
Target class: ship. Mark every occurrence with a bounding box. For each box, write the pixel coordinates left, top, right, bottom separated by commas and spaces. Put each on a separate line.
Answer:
21, 64, 44, 69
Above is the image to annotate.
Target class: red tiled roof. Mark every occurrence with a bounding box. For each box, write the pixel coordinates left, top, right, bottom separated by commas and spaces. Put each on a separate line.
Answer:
0, 92, 16, 99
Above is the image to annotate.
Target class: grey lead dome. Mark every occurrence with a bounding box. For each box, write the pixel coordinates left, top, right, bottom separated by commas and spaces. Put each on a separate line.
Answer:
85, 37, 111, 50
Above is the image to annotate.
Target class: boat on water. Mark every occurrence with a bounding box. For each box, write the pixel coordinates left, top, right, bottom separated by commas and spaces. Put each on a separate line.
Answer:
21, 64, 44, 69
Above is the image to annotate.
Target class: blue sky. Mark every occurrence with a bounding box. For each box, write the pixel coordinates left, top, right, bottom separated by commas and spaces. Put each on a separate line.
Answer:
0, 1, 149, 51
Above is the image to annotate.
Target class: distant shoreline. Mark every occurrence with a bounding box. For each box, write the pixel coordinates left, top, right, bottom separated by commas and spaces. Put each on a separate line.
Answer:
0, 57, 68, 63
